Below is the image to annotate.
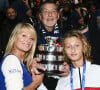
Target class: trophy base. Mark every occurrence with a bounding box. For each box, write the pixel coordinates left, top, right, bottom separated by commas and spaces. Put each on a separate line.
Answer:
45, 70, 64, 75
38, 69, 64, 75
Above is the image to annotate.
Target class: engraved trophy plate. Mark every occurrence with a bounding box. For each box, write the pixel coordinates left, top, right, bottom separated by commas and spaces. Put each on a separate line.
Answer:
37, 36, 64, 75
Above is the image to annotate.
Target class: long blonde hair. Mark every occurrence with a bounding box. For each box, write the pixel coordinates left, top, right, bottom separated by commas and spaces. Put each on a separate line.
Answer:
62, 30, 92, 64
5, 23, 37, 70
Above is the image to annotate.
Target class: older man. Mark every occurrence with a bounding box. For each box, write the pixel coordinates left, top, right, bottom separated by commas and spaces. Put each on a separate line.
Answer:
36, 0, 62, 46
36, 1, 69, 90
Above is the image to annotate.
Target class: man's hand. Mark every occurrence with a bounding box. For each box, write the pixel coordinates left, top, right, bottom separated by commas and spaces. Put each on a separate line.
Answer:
59, 62, 70, 77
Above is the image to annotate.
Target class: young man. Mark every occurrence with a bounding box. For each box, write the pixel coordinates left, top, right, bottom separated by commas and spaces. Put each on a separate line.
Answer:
0, 6, 23, 55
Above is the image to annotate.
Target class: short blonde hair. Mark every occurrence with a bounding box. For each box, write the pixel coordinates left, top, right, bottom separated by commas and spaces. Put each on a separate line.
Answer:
62, 30, 92, 64
5, 23, 37, 70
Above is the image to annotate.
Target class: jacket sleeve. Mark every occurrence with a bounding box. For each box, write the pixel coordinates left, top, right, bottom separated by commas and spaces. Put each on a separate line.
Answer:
1, 55, 23, 90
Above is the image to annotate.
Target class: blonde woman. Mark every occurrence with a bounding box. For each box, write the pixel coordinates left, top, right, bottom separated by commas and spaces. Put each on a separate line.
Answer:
0, 23, 44, 90
56, 30, 100, 90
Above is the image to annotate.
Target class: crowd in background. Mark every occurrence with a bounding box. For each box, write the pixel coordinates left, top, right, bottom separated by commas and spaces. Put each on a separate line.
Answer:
0, 0, 100, 90
0, 0, 100, 65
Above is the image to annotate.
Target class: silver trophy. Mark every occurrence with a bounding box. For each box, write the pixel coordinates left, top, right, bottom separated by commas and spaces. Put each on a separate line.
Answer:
37, 36, 64, 75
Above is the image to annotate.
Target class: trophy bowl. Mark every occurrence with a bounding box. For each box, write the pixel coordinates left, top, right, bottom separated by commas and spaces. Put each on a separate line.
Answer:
37, 36, 64, 75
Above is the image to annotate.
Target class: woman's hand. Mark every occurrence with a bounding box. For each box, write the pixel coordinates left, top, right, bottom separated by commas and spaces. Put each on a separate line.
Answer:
31, 57, 45, 89
23, 67, 44, 90
31, 70, 44, 89
23, 58, 45, 90
59, 62, 70, 77
31, 57, 46, 75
